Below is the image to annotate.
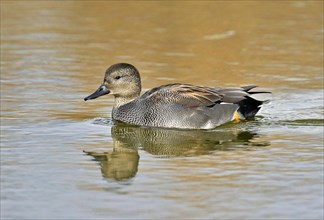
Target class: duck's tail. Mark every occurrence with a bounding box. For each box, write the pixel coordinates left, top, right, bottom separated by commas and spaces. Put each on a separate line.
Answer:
237, 85, 271, 119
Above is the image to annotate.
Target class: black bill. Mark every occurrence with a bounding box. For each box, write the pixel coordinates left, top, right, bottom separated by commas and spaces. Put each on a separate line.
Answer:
84, 84, 110, 101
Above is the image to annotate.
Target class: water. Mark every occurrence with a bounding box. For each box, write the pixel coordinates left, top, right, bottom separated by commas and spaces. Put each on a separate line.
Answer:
1, 1, 323, 219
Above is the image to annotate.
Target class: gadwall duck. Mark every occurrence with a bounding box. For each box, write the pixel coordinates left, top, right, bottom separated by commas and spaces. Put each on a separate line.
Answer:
84, 63, 269, 129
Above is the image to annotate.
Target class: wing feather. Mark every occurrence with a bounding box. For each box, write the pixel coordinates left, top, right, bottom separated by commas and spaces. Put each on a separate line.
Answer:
140, 84, 223, 107
140, 83, 266, 107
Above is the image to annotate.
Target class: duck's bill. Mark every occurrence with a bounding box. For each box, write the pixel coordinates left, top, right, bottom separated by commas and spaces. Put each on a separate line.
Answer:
84, 85, 110, 101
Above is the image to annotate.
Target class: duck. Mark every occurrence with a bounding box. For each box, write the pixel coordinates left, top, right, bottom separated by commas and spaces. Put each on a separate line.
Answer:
84, 63, 269, 129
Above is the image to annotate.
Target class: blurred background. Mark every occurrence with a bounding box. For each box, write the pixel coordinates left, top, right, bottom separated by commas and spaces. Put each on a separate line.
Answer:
1, 1, 323, 219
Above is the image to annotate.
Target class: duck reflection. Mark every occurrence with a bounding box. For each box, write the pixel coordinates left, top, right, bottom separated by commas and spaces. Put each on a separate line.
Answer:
84, 142, 139, 181
85, 123, 267, 181
111, 123, 266, 156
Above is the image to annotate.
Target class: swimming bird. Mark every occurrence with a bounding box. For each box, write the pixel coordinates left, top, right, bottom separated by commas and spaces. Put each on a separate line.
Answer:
84, 63, 269, 129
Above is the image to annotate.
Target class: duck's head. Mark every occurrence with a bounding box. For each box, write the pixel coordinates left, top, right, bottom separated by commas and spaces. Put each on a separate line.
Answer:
84, 63, 141, 103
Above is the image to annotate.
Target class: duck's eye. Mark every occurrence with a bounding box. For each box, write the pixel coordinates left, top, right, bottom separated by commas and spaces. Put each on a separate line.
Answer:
114, 76, 121, 80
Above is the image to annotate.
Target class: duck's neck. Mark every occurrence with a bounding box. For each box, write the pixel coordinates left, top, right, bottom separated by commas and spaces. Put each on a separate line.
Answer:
114, 95, 138, 107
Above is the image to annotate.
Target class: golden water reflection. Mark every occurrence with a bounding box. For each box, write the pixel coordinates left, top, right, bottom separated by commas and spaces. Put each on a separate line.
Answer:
85, 124, 268, 181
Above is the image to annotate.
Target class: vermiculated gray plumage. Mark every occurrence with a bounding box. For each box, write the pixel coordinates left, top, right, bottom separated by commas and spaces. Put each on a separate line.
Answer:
85, 63, 270, 129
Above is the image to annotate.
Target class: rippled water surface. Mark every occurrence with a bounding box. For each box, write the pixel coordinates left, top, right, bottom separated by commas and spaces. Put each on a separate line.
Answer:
1, 1, 323, 219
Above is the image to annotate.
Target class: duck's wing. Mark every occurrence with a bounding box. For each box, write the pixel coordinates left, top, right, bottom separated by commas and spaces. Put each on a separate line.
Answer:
212, 87, 256, 103
140, 84, 269, 107
140, 84, 224, 107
